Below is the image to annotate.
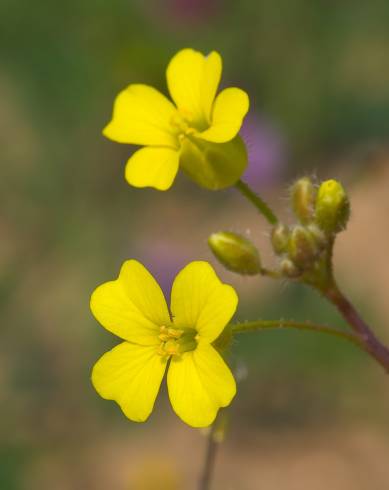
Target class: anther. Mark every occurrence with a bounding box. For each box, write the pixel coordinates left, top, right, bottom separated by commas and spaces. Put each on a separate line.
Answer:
167, 328, 183, 339
164, 340, 180, 356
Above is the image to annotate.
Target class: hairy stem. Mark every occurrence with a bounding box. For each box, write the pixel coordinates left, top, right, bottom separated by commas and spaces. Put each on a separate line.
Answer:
235, 180, 278, 225
199, 423, 218, 490
324, 284, 389, 373
260, 267, 282, 279
231, 319, 364, 349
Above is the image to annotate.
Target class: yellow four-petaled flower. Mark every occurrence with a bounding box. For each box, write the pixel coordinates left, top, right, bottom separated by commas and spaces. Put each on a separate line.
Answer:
90, 260, 238, 427
104, 48, 250, 191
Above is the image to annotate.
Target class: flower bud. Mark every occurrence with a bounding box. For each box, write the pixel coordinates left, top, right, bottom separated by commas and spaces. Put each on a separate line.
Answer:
208, 231, 261, 275
315, 180, 350, 234
290, 177, 316, 224
280, 258, 301, 278
288, 225, 318, 269
271, 224, 290, 255
180, 135, 247, 190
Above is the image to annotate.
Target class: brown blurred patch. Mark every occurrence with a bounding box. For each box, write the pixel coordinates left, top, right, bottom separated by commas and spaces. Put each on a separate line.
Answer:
335, 158, 389, 342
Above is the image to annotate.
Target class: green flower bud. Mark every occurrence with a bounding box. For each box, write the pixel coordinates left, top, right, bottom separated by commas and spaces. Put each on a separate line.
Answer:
208, 231, 261, 275
288, 225, 318, 269
280, 258, 301, 278
271, 224, 290, 255
290, 177, 316, 224
315, 180, 350, 234
180, 135, 247, 190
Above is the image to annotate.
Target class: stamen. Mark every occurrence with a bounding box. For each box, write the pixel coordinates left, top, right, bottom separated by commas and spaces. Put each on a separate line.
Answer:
156, 343, 168, 357
167, 327, 183, 339
157, 325, 198, 357
164, 340, 180, 356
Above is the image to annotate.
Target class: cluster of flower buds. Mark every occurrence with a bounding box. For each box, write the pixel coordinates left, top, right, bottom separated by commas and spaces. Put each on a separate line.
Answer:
272, 177, 350, 280
208, 177, 350, 284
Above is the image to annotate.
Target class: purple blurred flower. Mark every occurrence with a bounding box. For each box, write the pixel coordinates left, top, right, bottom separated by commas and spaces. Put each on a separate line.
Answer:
240, 113, 286, 189
137, 241, 189, 299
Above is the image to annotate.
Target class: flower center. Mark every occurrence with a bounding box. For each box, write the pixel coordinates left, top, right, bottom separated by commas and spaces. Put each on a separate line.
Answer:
157, 325, 198, 358
170, 110, 209, 142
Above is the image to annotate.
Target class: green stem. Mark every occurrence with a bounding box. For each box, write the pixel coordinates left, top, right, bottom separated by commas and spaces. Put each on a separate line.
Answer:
199, 420, 219, 490
235, 179, 278, 225
231, 319, 364, 350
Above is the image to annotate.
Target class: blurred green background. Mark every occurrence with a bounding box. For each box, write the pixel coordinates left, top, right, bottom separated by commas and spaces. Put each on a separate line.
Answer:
1, 1, 389, 488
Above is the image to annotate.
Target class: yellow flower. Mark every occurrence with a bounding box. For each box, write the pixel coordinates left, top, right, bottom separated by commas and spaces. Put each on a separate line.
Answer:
90, 260, 238, 427
103, 48, 249, 191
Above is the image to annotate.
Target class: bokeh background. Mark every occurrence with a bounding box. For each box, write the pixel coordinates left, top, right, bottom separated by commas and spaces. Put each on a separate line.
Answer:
2, 1, 389, 488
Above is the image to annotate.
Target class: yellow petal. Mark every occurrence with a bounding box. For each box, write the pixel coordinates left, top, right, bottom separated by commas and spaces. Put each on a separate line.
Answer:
167, 343, 236, 427
202, 51, 223, 122
103, 84, 178, 147
197, 88, 249, 143
92, 342, 167, 422
170, 261, 238, 342
90, 260, 170, 345
125, 146, 180, 191
166, 49, 222, 128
